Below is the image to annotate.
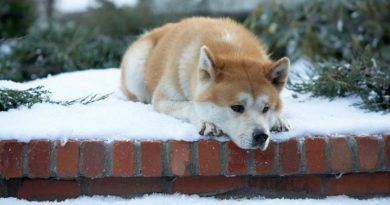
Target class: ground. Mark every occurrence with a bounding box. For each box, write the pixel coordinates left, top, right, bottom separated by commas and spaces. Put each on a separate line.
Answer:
1, 194, 390, 205
0, 63, 389, 142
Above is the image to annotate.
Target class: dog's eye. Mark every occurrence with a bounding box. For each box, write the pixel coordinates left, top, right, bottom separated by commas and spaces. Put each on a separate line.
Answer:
262, 105, 269, 113
231, 105, 245, 113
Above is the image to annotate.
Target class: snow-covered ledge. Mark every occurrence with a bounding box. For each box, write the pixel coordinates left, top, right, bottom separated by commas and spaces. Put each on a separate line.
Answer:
1, 69, 390, 200
1, 135, 390, 200
1, 135, 387, 178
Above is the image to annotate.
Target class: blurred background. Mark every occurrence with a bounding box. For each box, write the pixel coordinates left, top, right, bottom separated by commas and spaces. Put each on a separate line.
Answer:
0, 0, 389, 111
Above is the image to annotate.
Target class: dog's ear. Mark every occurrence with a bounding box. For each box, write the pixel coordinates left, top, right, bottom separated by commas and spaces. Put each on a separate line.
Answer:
268, 57, 290, 91
198, 45, 216, 82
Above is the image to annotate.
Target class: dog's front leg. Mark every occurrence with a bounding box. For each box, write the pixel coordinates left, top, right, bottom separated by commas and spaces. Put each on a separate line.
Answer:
154, 99, 223, 136
152, 90, 223, 137
154, 99, 198, 123
271, 114, 291, 132
152, 87, 199, 123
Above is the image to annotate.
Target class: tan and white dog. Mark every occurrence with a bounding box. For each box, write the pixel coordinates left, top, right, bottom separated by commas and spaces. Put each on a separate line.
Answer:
120, 17, 290, 150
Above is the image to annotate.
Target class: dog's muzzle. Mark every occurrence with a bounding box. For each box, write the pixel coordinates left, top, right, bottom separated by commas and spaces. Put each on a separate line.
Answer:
252, 128, 269, 147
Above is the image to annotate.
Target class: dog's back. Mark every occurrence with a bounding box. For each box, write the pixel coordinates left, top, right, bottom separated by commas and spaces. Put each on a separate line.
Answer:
120, 17, 271, 103
120, 22, 175, 102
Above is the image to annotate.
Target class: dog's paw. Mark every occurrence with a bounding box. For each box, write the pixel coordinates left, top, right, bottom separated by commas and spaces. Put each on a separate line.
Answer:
198, 121, 223, 137
271, 115, 291, 132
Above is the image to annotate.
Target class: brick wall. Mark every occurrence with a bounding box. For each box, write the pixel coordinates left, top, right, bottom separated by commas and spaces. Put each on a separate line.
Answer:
1, 134, 390, 200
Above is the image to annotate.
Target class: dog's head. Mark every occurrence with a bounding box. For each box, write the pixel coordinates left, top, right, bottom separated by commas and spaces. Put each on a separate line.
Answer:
194, 46, 289, 150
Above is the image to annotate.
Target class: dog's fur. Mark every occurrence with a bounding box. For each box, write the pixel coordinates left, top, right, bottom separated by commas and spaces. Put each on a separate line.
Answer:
120, 17, 290, 150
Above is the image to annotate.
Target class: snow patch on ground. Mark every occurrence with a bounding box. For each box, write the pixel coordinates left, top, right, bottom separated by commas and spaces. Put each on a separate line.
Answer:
1, 194, 390, 205
288, 58, 315, 84
56, 0, 138, 13
0, 66, 389, 142
0, 43, 12, 55
0, 69, 198, 142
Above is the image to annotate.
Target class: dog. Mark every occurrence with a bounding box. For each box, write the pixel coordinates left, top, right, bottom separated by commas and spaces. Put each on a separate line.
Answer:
120, 17, 290, 150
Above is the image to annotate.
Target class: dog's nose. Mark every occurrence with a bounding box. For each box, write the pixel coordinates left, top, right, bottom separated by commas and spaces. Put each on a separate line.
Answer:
252, 129, 268, 146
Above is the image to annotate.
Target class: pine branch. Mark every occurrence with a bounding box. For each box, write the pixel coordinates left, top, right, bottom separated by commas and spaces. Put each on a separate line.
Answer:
0, 86, 111, 111
52, 93, 111, 106
0, 86, 50, 111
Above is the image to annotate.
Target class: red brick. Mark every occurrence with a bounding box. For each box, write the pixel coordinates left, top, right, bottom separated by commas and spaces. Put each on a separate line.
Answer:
0, 180, 6, 197
169, 141, 191, 176
82, 141, 105, 178
171, 176, 245, 194
250, 175, 323, 195
384, 134, 390, 169
112, 141, 134, 177
56, 141, 79, 178
356, 137, 379, 171
305, 138, 326, 173
0, 141, 23, 178
18, 179, 80, 200
328, 173, 390, 196
28, 140, 51, 178
141, 141, 163, 177
198, 140, 221, 176
279, 139, 300, 174
227, 141, 248, 175
330, 137, 352, 173
6, 179, 22, 197
88, 177, 164, 195
254, 141, 275, 175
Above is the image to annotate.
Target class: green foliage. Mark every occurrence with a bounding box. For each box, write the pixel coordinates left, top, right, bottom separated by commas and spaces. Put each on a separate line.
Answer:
245, 0, 390, 112
291, 54, 390, 112
0, 25, 134, 81
59, 0, 162, 38
245, 0, 390, 61
0, 0, 160, 82
0, 86, 111, 111
0, 0, 37, 39
356, 58, 390, 112
0, 86, 49, 111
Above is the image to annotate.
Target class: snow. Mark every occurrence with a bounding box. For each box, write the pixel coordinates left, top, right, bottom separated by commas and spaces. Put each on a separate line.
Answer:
0, 65, 389, 143
0, 43, 11, 55
288, 58, 315, 84
56, 0, 138, 13
0, 69, 198, 142
1, 194, 390, 205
